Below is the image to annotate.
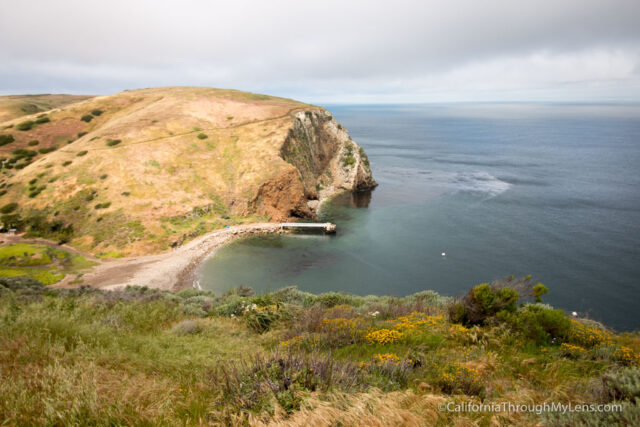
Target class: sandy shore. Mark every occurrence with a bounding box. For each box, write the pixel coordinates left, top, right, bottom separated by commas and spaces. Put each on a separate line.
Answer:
62, 223, 282, 291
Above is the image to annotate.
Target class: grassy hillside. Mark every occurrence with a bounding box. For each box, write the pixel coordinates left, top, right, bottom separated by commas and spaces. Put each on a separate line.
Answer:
0, 87, 373, 258
0, 94, 94, 123
1, 276, 638, 425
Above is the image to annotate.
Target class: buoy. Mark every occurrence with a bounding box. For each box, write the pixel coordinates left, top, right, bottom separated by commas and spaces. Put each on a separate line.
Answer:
571, 311, 578, 317
441, 252, 446, 257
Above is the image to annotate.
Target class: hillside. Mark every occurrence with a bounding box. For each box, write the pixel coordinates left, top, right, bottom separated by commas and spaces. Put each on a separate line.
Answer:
0, 94, 94, 122
0, 87, 376, 257
1, 277, 639, 425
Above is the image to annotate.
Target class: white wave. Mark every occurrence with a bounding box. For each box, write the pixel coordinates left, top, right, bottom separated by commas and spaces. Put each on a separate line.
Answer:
449, 171, 512, 196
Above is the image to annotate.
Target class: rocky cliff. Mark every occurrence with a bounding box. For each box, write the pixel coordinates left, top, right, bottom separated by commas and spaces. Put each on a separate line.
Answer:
0, 87, 375, 256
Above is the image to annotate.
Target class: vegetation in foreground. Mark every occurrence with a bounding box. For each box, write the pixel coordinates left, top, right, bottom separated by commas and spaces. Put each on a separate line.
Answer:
1, 276, 639, 425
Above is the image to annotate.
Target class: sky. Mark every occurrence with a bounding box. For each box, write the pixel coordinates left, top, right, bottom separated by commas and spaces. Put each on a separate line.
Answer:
1, 0, 639, 103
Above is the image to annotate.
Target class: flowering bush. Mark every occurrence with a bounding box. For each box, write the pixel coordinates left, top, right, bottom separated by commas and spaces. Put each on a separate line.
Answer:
436, 364, 483, 395
615, 346, 640, 367
365, 329, 403, 345
560, 343, 588, 359
567, 320, 613, 348
392, 312, 443, 332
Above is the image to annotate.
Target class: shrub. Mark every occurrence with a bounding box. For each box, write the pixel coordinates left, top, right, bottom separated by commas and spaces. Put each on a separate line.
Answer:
121, 191, 130, 197
498, 304, 572, 344
342, 156, 356, 167
28, 178, 37, 185
11, 148, 37, 159
106, 139, 121, 147
38, 146, 57, 154
62, 161, 72, 167
77, 131, 88, 138
197, 133, 208, 140
436, 364, 484, 395
28, 185, 46, 198
81, 114, 93, 122
601, 367, 640, 401
365, 329, 403, 345
99, 174, 107, 179
0, 134, 14, 146
449, 283, 518, 325
16, 120, 34, 131
567, 319, 613, 348
28, 140, 39, 146
76, 150, 88, 157
91, 109, 103, 116
615, 347, 640, 367
94, 202, 111, 209
35, 116, 50, 124
244, 305, 281, 334
560, 343, 588, 359
0, 202, 18, 214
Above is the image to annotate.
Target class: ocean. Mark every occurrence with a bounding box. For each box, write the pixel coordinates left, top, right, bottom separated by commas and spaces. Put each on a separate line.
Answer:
198, 103, 640, 331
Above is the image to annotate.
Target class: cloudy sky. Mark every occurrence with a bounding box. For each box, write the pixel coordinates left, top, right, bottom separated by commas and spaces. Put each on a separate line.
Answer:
1, 0, 639, 103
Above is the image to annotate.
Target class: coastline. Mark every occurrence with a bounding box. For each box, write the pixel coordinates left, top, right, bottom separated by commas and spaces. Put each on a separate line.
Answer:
59, 223, 283, 292
72, 188, 352, 292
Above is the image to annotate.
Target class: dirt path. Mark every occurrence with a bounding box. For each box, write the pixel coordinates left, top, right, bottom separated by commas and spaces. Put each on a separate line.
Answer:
56, 223, 282, 291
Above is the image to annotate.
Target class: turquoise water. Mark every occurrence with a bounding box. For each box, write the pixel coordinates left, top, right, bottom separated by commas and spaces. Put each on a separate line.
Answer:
198, 104, 640, 331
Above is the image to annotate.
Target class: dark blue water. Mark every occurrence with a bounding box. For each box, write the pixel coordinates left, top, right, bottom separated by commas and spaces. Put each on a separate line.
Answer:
199, 104, 640, 331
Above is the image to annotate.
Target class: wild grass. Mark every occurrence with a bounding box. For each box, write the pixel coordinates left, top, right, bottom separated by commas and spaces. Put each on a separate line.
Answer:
0, 277, 638, 424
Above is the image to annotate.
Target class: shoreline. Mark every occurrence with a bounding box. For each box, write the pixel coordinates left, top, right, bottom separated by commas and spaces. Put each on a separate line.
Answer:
45, 189, 351, 292
62, 223, 283, 292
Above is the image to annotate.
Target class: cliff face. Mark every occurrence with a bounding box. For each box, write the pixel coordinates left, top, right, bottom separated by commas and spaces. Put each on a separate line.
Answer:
0, 87, 375, 255
252, 109, 377, 220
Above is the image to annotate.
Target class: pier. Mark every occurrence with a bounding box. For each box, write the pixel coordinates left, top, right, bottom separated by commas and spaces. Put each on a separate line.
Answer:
279, 222, 337, 233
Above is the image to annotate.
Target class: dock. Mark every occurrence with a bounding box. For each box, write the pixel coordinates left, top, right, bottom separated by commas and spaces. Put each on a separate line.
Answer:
279, 222, 337, 233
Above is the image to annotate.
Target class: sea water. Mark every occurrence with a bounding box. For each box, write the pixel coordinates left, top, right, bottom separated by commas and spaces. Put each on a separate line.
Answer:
198, 103, 640, 331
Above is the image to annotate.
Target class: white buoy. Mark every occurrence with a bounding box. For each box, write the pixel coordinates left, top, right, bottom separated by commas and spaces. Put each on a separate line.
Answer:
441, 252, 446, 257
571, 311, 578, 317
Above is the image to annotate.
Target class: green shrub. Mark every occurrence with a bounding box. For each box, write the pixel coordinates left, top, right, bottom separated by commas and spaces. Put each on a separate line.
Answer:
197, 133, 208, 140
99, 174, 107, 180
0, 134, 14, 146
498, 304, 571, 344
244, 306, 281, 334
94, 202, 111, 209
449, 283, 519, 325
11, 148, 37, 159
16, 120, 34, 131
316, 292, 361, 308
121, 191, 130, 197
76, 150, 88, 157
601, 367, 640, 401
0, 202, 18, 214
81, 114, 93, 123
91, 109, 103, 116
28, 185, 46, 198
106, 139, 121, 147
38, 146, 57, 154
35, 117, 50, 124
27, 140, 39, 146
0, 190, 6, 196
342, 156, 356, 167
77, 131, 88, 138
28, 178, 37, 185
62, 161, 72, 167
